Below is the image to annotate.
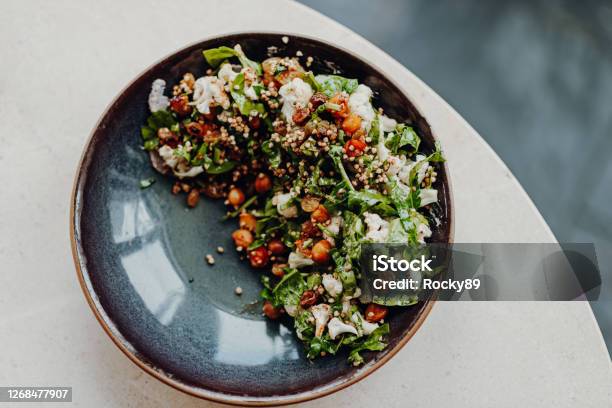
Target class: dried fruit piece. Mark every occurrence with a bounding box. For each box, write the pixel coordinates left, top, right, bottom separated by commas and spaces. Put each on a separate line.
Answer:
344, 139, 367, 157
169, 95, 192, 116
365, 303, 388, 322
249, 246, 269, 268
299, 290, 318, 308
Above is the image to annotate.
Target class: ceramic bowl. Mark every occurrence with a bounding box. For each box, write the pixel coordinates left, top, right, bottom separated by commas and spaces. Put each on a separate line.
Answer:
71, 32, 453, 406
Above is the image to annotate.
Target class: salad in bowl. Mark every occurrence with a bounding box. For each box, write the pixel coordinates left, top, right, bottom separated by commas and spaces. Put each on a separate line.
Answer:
140, 43, 445, 365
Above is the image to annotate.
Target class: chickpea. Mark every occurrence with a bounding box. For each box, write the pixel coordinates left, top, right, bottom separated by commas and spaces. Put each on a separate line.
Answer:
254, 173, 272, 194
311, 240, 332, 264
267, 239, 286, 255
227, 187, 245, 207
239, 213, 257, 232
342, 113, 362, 135
232, 229, 253, 249
186, 189, 200, 208
262, 300, 282, 319
271, 263, 287, 278
300, 220, 321, 239
311, 205, 330, 224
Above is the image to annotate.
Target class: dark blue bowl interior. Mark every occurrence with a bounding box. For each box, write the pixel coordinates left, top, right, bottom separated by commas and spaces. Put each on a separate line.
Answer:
73, 33, 451, 400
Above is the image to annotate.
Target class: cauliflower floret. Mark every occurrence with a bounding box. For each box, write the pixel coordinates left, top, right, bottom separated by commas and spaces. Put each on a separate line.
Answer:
192, 76, 230, 114
386, 153, 432, 184
348, 84, 376, 131
272, 192, 298, 218
288, 251, 314, 269
157, 145, 204, 179
148, 79, 169, 112
417, 222, 432, 244
376, 120, 391, 162
341, 297, 352, 315
244, 85, 259, 101
284, 304, 298, 317
386, 155, 406, 177
364, 212, 389, 243
351, 312, 379, 335
322, 215, 343, 245
311, 304, 331, 337
327, 318, 358, 340
322, 274, 343, 298
414, 156, 429, 184
398, 155, 428, 184
419, 188, 438, 207
380, 114, 397, 132
217, 63, 238, 84
158, 145, 178, 169
278, 78, 313, 124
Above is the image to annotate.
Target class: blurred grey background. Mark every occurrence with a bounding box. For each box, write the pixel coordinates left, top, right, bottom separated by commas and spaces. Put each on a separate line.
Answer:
299, 0, 612, 355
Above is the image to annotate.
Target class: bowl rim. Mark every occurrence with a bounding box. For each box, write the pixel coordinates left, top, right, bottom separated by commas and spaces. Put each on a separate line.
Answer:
70, 30, 454, 406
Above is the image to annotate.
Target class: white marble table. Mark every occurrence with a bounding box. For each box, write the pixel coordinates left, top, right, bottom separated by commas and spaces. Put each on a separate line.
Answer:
0, 0, 610, 406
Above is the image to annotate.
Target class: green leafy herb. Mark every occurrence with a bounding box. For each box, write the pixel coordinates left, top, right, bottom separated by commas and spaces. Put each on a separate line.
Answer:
368, 115, 381, 144
141, 109, 177, 151
230, 73, 266, 116
347, 189, 392, 215
307, 335, 337, 359
303, 71, 321, 92
385, 124, 420, 154
342, 211, 365, 261
348, 323, 390, 365
407, 142, 445, 186
387, 177, 418, 244
295, 310, 315, 342
203, 46, 262, 75
191, 142, 237, 175
328, 145, 355, 191
224, 195, 258, 219
270, 268, 307, 308
315, 74, 359, 97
